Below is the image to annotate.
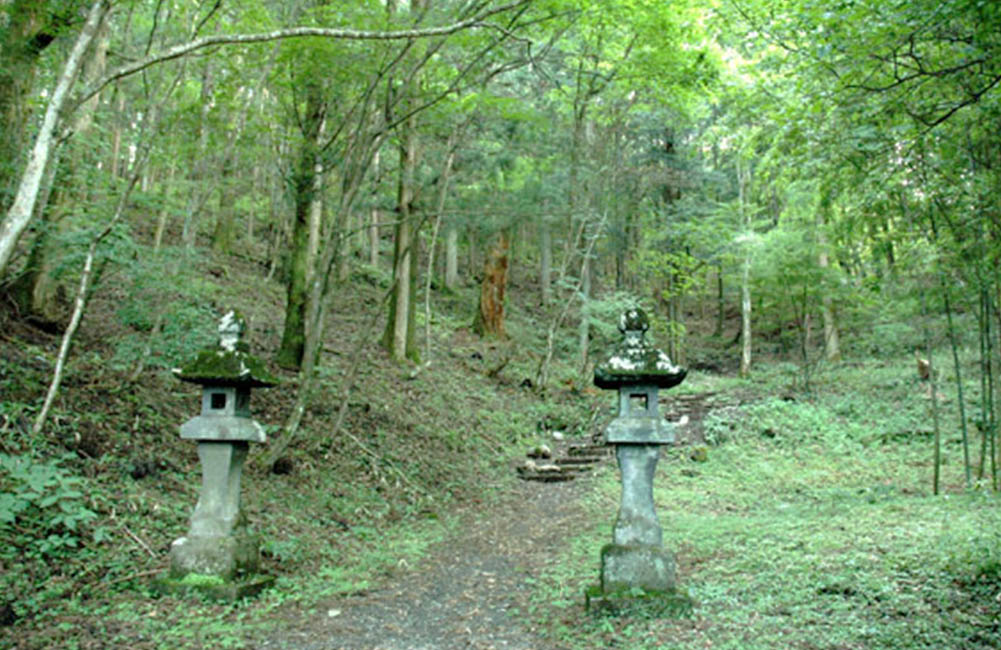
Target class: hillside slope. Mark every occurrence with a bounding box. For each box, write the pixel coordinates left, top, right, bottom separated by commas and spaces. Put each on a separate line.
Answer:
0, 249, 600, 648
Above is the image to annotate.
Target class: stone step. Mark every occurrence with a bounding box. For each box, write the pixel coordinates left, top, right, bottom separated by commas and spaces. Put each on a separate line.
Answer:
555, 457, 598, 468
516, 465, 578, 482
567, 444, 610, 457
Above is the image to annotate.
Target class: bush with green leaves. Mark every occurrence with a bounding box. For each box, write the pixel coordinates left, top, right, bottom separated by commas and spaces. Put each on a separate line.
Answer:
0, 453, 103, 562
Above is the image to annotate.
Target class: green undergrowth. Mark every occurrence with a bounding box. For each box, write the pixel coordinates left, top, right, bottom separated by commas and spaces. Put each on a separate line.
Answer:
0, 250, 597, 649
59, 512, 456, 649
528, 355, 1001, 649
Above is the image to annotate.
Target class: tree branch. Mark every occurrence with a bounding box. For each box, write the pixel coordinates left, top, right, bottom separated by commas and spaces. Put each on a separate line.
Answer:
73, 0, 534, 110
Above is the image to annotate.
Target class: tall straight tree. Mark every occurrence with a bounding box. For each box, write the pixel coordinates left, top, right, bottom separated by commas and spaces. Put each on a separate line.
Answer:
381, 0, 425, 363
277, 60, 328, 368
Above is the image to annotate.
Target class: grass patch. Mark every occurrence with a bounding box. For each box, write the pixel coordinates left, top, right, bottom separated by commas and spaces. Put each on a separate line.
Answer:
529, 357, 1001, 649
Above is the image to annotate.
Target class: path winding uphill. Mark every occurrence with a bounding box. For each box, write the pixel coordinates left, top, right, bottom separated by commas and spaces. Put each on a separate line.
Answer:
260, 477, 595, 650
258, 392, 721, 650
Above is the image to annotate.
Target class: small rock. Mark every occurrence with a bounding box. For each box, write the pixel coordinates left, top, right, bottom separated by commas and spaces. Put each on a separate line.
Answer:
678, 414, 689, 427
523, 459, 560, 473
327, 609, 341, 618
527, 445, 552, 459
552, 431, 565, 441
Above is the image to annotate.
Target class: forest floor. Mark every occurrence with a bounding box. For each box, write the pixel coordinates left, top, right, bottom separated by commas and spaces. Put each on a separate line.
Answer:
0, 248, 615, 650
6, 245, 1001, 649
251, 391, 720, 650
258, 468, 598, 650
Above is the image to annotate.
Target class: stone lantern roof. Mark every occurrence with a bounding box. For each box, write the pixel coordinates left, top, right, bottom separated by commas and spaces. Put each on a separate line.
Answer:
593, 308, 686, 390
173, 310, 277, 388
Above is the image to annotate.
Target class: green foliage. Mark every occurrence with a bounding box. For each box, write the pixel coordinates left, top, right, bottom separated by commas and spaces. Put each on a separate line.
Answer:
528, 360, 1001, 649
111, 247, 220, 371
582, 291, 645, 347
0, 454, 100, 562
177, 573, 226, 587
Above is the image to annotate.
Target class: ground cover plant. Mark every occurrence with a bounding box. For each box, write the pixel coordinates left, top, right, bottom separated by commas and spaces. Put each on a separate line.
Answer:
528, 358, 1001, 649
4, 1, 1001, 647
0, 247, 601, 648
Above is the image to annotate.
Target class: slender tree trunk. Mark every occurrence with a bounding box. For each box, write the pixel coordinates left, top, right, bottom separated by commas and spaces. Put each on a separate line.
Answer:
246, 164, 261, 244
577, 252, 591, 374
306, 153, 325, 290
211, 158, 239, 253
923, 292, 941, 495
336, 206, 352, 282
715, 261, 724, 337
368, 149, 382, 268
670, 274, 684, 365
988, 288, 996, 486
109, 85, 125, 180
181, 61, 214, 249
424, 145, 456, 360
382, 24, 422, 363
540, 216, 552, 304
370, 207, 381, 267
740, 261, 751, 373
738, 157, 752, 378
943, 281, 971, 487
277, 86, 325, 369
383, 112, 420, 361
153, 164, 175, 251
0, 0, 110, 280
817, 203, 840, 361
445, 223, 458, 289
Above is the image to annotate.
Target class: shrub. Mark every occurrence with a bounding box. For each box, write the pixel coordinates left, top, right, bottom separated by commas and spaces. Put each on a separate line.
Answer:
0, 454, 102, 562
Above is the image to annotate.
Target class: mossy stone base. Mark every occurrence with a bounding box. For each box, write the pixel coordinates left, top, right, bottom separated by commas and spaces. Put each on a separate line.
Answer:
153, 573, 275, 601
600, 543, 676, 593
170, 534, 259, 581
585, 584, 694, 617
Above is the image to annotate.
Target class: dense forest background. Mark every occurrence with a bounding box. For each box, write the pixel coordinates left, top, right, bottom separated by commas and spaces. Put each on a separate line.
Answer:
3, 0, 1001, 648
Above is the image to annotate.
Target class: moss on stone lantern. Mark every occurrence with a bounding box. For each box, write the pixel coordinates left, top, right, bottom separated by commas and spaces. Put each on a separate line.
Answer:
157, 310, 277, 600
588, 308, 691, 611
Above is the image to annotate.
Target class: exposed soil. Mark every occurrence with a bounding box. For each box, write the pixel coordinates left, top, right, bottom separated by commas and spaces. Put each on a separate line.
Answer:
254, 394, 720, 650
259, 473, 601, 650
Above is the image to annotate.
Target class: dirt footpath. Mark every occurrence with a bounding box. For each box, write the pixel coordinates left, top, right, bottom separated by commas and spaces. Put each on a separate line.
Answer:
259, 475, 599, 650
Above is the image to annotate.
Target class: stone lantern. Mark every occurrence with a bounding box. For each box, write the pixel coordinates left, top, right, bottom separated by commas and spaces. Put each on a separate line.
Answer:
164, 310, 277, 598
592, 308, 686, 598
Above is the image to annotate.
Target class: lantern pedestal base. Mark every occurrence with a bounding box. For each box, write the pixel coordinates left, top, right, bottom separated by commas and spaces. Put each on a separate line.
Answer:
169, 533, 260, 580
600, 543, 676, 594
584, 582, 693, 616
163, 533, 270, 600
